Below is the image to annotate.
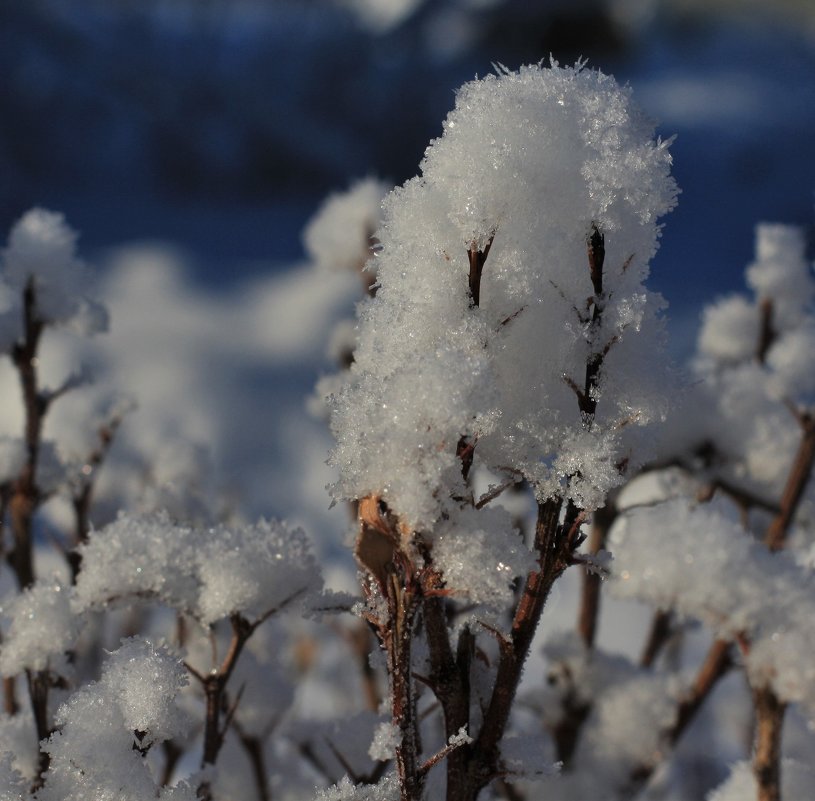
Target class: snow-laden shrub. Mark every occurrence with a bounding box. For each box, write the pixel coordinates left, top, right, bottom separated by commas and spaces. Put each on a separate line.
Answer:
331, 61, 678, 530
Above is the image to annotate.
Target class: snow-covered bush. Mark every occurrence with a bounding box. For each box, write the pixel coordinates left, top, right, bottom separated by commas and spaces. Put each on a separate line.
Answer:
0, 61, 812, 801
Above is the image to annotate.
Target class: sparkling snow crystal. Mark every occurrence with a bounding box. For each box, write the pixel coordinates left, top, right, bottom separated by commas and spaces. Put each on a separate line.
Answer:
38, 637, 194, 801
330, 62, 677, 530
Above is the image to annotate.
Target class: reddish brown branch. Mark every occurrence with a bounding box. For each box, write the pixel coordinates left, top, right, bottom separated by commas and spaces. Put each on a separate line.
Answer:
752, 685, 785, 801
577, 502, 616, 649
467, 236, 494, 308
639, 609, 674, 669
68, 415, 125, 580
453, 498, 566, 799
765, 412, 815, 551
628, 638, 732, 790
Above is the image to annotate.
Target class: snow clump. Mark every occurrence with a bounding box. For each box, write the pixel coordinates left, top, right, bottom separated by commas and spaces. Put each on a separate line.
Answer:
37, 637, 194, 801
74, 511, 322, 625
0, 208, 108, 339
0, 581, 81, 676
330, 61, 678, 532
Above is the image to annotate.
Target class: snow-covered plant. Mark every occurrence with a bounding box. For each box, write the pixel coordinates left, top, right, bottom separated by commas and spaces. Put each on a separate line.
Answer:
328, 61, 678, 801
0, 210, 328, 801
0, 61, 812, 801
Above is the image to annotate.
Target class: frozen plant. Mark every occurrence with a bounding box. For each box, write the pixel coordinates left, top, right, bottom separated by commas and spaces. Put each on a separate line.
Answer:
329, 61, 677, 800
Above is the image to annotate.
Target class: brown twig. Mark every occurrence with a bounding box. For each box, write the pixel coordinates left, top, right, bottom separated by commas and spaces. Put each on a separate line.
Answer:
68, 414, 125, 581
448, 497, 568, 800
765, 410, 815, 551
160, 740, 184, 786
467, 236, 494, 308
8, 279, 45, 591
627, 638, 732, 790
639, 609, 674, 669
26, 669, 51, 792
752, 685, 785, 801
577, 501, 616, 649
192, 592, 303, 801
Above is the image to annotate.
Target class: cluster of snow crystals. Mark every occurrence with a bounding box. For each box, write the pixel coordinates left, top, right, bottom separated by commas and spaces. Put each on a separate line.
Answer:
533, 632, 681, 790
610, 499, 815, 714
697, 295, 760, 364
314, 774, 399, 801
75, 512, 321, 625
431, 506, 535, 609
38, 638, 194, 801
331, 62, 677, 530
708, 759, 815, 801
447, 725, 473, 747
98, 637, 189, 742
0, 580, 81, 675
746, 225, 813, 324
368, 720, 399, 761
304, 178, 389, 275
698, 225, 813, 372
0, 209, 107, 340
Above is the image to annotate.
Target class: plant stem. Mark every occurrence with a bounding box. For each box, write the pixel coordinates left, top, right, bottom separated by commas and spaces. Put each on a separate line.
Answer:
752, 686, 785, 801
577, 501, 615, 648
9, 279, 44, 591
467, 237, 494, 308
639, 609, 673, 669
765, 411, 815, 551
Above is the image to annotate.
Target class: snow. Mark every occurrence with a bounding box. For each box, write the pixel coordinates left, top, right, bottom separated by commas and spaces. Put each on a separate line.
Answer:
0, 6, 812, 799
1, 209, 108, 337
0, 581, 81, 676
610, 499, 815, 716
313, 774, 399, 801
303, 178, 388, 278
708, 759, 815, 801
38, 637, 195, 801
75, 512, 322, 626
432, 506, 535, 610
331, 62, 677, 530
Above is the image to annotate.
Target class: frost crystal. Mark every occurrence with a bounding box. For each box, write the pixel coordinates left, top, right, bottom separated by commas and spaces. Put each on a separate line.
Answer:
330, 62, 677, 529
431, 506, 534, 609
368, 721, 399, 761
314, 773, 400, 801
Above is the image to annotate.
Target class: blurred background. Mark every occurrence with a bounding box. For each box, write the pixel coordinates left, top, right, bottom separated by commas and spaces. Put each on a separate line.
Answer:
2, 0, 814, 300
1, 0, 814, 554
